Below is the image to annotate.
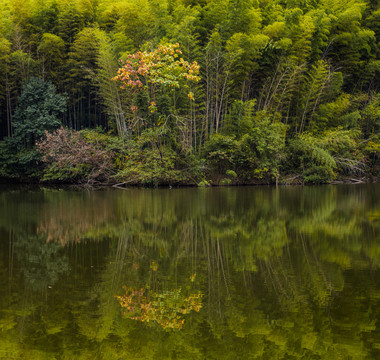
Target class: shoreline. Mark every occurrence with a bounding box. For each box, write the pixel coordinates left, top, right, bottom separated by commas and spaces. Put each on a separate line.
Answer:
0, 175, 378, 190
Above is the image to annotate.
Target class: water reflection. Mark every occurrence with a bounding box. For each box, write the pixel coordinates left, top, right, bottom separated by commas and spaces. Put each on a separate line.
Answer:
116, 287, 202, 329
0, 185, 379, 359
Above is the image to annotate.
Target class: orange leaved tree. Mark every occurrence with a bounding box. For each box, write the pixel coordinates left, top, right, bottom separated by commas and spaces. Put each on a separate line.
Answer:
113, 43, 200, 123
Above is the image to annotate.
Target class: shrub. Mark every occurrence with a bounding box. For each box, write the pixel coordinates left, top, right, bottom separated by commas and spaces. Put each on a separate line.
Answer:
288, 128, 366, 183
226, 170, 238, 178
36, 127, 114, 183
115, 127, 200, 186
220, 178, 232, 185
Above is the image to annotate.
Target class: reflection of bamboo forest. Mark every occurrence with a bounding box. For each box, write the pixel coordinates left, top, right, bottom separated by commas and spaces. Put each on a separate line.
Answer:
0, 185, 379, 359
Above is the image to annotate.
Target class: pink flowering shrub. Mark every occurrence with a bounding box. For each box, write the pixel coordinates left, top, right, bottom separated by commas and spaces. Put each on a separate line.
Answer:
36, 127, 114, 183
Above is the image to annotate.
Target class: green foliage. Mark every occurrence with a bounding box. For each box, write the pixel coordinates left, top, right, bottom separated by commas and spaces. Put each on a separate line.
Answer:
206, 103, 286, 182
361, 93, 380, 137
198, 179, 211, 187
205, 134, 238, 177
0, 0, 379, 184
95, 30, 130, 136
236, 110, 286, 180
66, 27, 101, 99
37, 33, 65, 83
219, 178, 231, 185
226, 169, 237, 178
115, 126, 200, 186
12, 77, 66, 148
0, 77, 66, 178
0, 138, 40, 178
288, 128, 366, 183
312, 94, 361, 131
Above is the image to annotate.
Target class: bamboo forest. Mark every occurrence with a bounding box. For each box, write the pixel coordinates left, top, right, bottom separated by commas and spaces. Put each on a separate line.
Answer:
0, 0, 379, 185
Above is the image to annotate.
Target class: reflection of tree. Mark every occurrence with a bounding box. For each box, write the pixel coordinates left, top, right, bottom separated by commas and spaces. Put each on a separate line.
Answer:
116, 286, 202, 329
0, 185, 380, 358
0, 188, 119, 245
12, 233, 69, 292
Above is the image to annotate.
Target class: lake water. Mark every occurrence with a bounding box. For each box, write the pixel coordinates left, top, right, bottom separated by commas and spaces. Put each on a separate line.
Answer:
0, 185, 379, 359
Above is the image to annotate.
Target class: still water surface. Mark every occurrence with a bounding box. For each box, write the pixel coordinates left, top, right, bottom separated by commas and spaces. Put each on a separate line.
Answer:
0, 185, 379, 359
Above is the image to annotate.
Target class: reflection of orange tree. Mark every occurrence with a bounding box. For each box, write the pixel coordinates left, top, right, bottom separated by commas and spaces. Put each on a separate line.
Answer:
116, 286, 202, 330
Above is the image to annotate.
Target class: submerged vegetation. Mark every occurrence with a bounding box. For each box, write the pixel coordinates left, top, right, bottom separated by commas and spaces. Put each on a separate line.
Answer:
0, 0, 379, 185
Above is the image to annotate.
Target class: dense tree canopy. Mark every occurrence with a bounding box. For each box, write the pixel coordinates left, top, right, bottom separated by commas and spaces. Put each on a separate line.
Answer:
0, 0, 378, 184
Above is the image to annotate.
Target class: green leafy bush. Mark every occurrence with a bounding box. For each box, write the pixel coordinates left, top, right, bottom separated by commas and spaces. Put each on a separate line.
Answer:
115, 127, 200, 186
226, 170, 238, 179
205, 106, 286, 183
220, 178, 232, 185
205, 134, 238, 178
288, 128, 366, 183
